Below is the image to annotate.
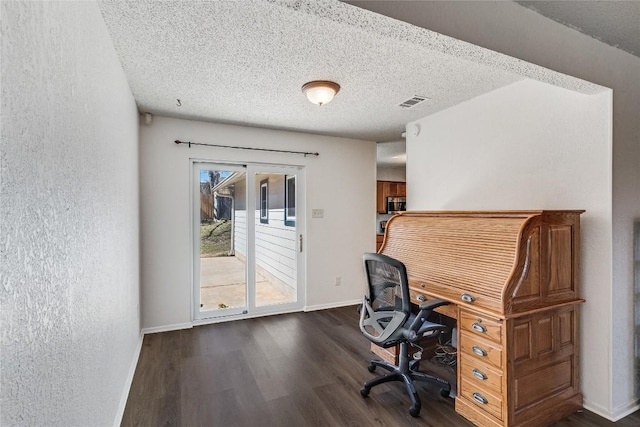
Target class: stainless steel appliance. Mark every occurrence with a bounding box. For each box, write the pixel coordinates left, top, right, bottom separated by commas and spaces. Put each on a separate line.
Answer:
386, 196, 406, 214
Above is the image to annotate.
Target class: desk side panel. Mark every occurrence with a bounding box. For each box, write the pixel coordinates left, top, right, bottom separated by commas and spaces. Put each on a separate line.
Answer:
507, 212, 582, 313
508, 304, 582, 426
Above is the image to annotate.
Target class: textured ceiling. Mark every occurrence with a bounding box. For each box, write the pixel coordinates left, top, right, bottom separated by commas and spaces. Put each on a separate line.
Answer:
98, 0, 603, 145
517, 1, 640, 58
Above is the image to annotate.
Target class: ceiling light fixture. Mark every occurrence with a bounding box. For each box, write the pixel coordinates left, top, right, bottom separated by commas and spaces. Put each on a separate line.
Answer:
302, 80, 340, 106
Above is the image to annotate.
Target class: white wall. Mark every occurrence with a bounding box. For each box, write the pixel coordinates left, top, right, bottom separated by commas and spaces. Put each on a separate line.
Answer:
376, 165, 406, 181
407, 78, 612, 414
350, 1, 640, 419
1, 2, 140, 426
139, 116, 375, 329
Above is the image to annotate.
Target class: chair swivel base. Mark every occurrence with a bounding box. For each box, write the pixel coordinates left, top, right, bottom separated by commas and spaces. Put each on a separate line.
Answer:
360, 344, 451, 417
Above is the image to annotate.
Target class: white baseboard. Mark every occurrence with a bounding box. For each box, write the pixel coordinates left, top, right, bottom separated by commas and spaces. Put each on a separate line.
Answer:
583, 400, 612, 420
113, 331, 144, 427
611, 399, 640, 421
304, 299, 361, 312
141, 322, 193, 335
583, 398, 640, 421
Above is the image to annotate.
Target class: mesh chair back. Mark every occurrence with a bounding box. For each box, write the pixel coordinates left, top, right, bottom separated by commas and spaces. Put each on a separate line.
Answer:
360, 253, 411, 346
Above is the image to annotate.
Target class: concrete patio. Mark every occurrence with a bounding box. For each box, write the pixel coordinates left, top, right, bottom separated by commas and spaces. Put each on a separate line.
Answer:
199, 256, 296, 311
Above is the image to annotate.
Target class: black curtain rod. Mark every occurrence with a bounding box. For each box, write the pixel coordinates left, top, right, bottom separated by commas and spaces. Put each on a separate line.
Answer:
174, 140, 319, 157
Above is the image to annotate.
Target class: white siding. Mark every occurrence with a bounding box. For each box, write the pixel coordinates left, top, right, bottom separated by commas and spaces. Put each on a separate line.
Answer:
233, 209, 297, 288
255, 209, 297, 287
234, 210, 247, 257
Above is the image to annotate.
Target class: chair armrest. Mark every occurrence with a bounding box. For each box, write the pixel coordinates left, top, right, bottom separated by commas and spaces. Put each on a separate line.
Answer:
418, 298, 449, 312
408, 299, 450, 335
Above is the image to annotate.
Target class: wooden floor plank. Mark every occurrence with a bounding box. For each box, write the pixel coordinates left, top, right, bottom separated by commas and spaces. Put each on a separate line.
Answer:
122, 306, 640, 427
264, 395, 309, 427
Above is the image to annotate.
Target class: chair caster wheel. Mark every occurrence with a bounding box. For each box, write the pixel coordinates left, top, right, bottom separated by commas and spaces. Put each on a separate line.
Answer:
409, 406, 420, 417
409, 360, 420, 371
367, 364, 376, 373
360, 387, 370, 397
440, 388, 451, 398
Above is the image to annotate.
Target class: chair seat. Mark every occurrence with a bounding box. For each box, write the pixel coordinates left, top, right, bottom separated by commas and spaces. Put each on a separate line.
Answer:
379, 317, 445, 348
413, 317, 446, 339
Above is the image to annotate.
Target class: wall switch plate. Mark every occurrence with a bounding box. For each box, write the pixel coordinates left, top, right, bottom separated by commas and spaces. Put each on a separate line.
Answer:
335, 276, 341, 286
312, 209, 324, 218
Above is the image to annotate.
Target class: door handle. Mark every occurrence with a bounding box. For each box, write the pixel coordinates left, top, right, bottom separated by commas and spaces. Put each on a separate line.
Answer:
299, 234, 303, 252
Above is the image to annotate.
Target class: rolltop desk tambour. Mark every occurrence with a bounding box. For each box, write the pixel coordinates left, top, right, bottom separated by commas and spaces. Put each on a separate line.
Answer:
378, 210, 585, 427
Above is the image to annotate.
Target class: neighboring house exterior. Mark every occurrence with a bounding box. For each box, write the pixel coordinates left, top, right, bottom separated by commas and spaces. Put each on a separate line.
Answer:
212, 173, 297, 292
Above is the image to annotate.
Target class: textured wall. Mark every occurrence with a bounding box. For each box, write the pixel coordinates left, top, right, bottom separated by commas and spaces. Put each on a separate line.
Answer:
1, 2, 140, 426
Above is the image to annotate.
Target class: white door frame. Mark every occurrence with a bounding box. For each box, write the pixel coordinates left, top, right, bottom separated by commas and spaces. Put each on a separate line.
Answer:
191, 160, 306, 323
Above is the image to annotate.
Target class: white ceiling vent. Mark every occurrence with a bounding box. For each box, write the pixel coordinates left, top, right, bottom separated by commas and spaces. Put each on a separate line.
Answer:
398, 95, 429, 108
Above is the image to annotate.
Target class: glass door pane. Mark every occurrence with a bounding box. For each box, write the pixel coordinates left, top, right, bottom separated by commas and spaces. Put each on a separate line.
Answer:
253, 171, 298, 307
195, 164, 247, 318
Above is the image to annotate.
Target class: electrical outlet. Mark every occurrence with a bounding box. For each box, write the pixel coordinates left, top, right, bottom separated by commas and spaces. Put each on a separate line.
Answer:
312, 208, 324, 218
335, 276, 341, 286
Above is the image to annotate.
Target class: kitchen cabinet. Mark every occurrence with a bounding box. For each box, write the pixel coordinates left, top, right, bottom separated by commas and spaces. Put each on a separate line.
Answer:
376, 181, 386, 213
376, 180, 406, 213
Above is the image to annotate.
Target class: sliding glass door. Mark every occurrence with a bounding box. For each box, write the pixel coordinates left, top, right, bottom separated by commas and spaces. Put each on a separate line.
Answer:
193, 162, 304, 320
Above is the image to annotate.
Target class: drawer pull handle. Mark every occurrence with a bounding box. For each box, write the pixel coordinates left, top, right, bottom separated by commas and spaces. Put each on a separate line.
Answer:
472, 322, 486, 333
416, 294, 426, 302
473, 392, 488, 405
472, 346, 487, 357
461, 293, 475, 303
472, 369, 487, 380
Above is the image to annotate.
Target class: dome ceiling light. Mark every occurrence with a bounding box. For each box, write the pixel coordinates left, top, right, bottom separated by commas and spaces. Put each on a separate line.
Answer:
301, 80, 340, 106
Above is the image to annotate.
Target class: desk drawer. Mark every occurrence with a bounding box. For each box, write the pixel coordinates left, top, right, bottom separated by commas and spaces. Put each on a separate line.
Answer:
460, 356, 502, 395
460, 310, 502, 344
459, 378, 503, 421
460, 332, 502, 370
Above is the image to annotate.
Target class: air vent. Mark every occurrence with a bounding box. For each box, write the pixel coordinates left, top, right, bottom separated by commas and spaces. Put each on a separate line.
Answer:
398, 95, 429, 109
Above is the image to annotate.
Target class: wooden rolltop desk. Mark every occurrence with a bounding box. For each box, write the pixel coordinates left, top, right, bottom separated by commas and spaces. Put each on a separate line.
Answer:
379, 210, 584, 427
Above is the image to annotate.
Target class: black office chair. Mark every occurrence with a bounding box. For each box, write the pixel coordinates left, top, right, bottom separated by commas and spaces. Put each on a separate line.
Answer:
359, 252, 451, 417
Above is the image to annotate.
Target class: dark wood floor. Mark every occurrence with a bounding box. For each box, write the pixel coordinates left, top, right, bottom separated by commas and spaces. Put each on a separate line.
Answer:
123, 306, 639, 427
